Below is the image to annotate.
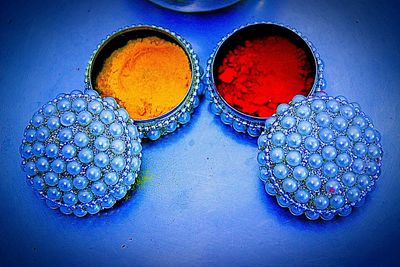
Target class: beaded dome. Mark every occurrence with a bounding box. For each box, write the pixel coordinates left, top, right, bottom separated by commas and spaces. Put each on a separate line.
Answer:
257, 94, 383, 220
20, 90, 142, 217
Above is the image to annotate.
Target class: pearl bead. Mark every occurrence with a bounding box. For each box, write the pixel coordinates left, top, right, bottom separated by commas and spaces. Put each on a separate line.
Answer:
296, 105, 311, 118
336, 153, 351, 168
357, 175, 370, 190
111, 156, 126, 172
297, 121, 312, 136
72, 98, 87, 112
333, 117, 348, 132
74, 132, 89, 147
280, 116, 296, 129
32, 114, 45, 127
58, 128, 73, 143
47, 187, 61, 200
282, 178, 298, 193
272, 131, 286, 147
287, 133, 302, 148
89, 121, 105, 136
44, 172, 59, 186
32, 142, 45, 157
314, 195, 329, 210
273, 164, 288, 179
368, 144, 381, 158
78, 190, 93, 203
51, 159, 66, 174
58, 177, 73, 192
342, 172, 356, 187
347, 126, 362, 142
63, 192, 78, 206
36, 157, 49, 172
353, 142, 367, 158
66, 161, 81, 175
346, 187, 360, 202
78, 148, 93, 163
330, 195, 345, 209
323, 162, 339, 178
322, 145, 337, 161
130, 140, 142, 156
25, 129, 36, 142
91, 181, 107, 196
352, 115, 367, 129
35, 127, 50, 142
100, 109, 115, 125
104, 172, 119, 186
319, 128, 334, 143
311, 99, 326, 113
308, 153, 323, 168
86, 166, 102, 181
111, 140, 126, 155
293, 166, 308, 181
295, 189, 310, 203
32, 176, 45, 190
340, 105, 355, 120
43, 103, 57, 116
327, 99, 340, 113
57, 99, 71, 111
45, 143, 59, 158
94, 152, 109, 168
276, 103, 290, 115
86, 203, 101, 215
124, 173, 136, 186
73, 175, 88, 190
88, 100, 103, 114
366, 161, 379, 175
130, 157, 141, 172
285, 150, 301, 166
112, 186, 127, 200
352, 159, 365, 174
109, 122, 123, 138
60, 111, 76, 127
304, 136, 320, 152
77, 111, 93, 126
104, 97, 117, 108
21, 144, 33, 159
316, 112, 332, 127
61, 144, 76, 159
127, 124, 139, 139
306, 175, 321, 191
94, 136, 110, 151
325, 179, 340, 193
364, 128, 376, 143
47, 116, 60, 131
24, 162, 37, 176
335, 136, 350, 151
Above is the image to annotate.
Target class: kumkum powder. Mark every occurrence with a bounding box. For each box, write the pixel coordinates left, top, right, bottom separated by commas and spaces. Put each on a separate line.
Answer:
216, 35, 315, 118
96, 36, 191, 120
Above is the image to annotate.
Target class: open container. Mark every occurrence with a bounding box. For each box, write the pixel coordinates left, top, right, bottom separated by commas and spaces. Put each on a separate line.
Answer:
85, 25, 202, 141
20, 25, 202, 217
206, 22, 325, 137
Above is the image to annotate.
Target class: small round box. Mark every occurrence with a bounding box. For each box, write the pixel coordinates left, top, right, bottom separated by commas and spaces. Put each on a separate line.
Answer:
206, 22, 325, 137
85, 25, 202, 141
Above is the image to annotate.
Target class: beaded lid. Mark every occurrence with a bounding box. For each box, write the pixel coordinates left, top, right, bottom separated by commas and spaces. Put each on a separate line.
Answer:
257, 93, 383, 220
20, 90, 142, 217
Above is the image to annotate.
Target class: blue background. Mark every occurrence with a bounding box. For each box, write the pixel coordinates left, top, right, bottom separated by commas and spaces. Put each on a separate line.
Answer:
1, 0, 399, 266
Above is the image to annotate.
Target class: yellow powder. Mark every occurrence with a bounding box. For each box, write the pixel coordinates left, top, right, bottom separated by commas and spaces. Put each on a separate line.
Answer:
96, 36, 192, 120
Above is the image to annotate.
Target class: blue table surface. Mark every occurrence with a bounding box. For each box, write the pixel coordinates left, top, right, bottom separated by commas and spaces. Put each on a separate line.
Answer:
1, 0, 400, 266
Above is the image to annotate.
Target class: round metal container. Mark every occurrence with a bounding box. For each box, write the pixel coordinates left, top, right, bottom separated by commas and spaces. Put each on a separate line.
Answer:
206, 22, 326, 137
85, 25, 202, 141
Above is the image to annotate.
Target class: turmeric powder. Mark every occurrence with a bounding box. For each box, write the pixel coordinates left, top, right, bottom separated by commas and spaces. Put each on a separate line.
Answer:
96, 36, 192, 120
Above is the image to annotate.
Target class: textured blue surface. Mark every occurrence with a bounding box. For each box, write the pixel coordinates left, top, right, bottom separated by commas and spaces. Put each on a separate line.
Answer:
1, 0, 399, 266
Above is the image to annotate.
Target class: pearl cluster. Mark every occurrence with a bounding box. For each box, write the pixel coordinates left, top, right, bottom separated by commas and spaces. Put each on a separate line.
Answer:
85, 24, 202, 141
20, 91, 142, 217
257, 94, 383, 220
206, 21, 326, 137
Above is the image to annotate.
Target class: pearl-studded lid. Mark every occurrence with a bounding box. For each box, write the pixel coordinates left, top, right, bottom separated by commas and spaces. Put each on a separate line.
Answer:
20, 90, 142, 217
257, 93, 383, 220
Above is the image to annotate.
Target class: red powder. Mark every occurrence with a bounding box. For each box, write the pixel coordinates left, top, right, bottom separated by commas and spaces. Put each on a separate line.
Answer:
216, 36, 315, 118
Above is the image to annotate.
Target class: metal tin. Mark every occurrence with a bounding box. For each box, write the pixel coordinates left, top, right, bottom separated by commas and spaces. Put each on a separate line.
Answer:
20, 91, 142, 217
257, 93, 383, 220
206, 22, 326, 137
85, 25, 202, 141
